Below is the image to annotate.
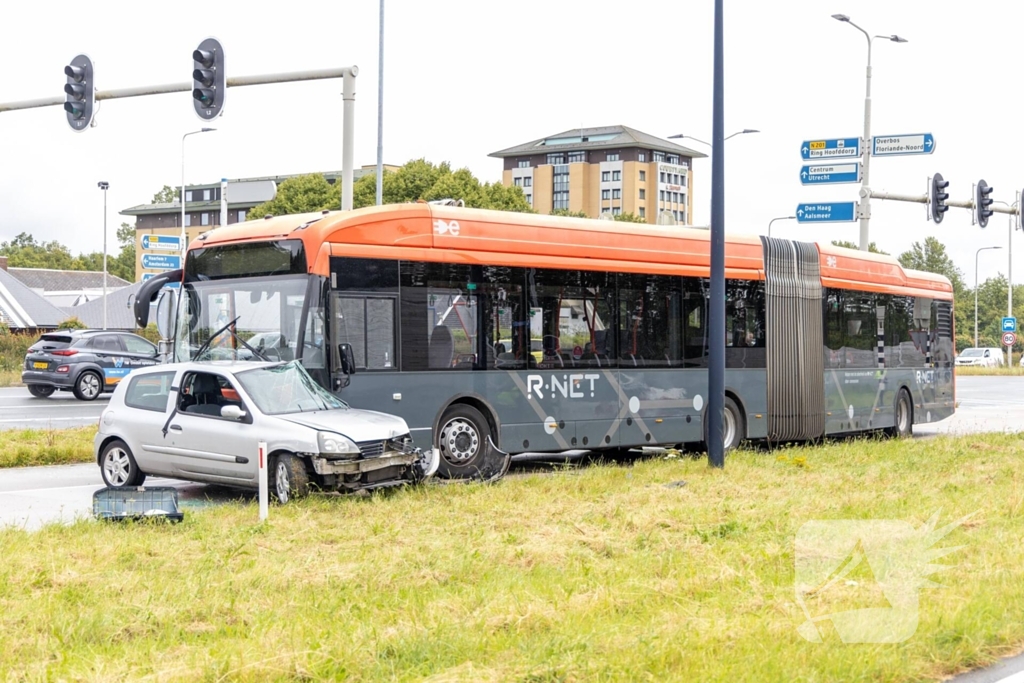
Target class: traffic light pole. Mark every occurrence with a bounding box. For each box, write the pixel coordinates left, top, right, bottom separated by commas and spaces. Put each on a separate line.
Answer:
1, 66, 359, 210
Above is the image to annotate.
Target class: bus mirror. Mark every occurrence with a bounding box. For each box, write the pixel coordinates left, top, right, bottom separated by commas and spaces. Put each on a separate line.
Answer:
339, 343, 356, 375
155, 289, 177, 340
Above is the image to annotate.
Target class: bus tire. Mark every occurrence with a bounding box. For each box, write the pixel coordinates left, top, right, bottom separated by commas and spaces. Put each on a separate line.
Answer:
702, 396, 745, 453
435, 404, 496, 480
890, 389, 913, 438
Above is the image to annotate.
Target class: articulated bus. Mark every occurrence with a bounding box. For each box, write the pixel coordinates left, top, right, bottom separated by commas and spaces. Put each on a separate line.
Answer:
136, 203, 955, 480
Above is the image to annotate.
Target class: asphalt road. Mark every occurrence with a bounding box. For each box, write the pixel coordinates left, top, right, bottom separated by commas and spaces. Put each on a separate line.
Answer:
2, 376, 1023, 532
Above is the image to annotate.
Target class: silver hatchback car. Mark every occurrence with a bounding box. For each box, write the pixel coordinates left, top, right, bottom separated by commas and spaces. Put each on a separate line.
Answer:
95, 360, 438, 503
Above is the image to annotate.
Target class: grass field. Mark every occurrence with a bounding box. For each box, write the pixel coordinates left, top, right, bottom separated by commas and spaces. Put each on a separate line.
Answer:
1, 434, 1023, 681
956, 366, 1024, 376
0, 425, 96, 468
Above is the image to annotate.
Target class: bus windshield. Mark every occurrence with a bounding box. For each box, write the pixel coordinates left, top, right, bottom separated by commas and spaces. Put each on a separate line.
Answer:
173, 275, 311, 363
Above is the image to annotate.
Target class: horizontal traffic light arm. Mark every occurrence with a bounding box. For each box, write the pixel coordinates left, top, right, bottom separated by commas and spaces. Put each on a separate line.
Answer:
0, 65, 358, 113
870, 189, 1019, 215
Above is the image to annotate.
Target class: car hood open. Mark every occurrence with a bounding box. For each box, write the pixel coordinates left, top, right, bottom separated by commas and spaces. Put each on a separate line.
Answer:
277, 409, 410, 443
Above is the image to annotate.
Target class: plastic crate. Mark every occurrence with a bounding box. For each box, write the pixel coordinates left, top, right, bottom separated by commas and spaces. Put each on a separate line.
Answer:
93, 486, 184, 522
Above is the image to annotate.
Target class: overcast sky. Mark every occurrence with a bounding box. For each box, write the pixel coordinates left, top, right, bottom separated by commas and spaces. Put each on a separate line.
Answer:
1, 1, 1021, 289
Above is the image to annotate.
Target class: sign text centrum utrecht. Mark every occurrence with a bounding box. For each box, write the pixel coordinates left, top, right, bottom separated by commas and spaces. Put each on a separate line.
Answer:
800, 137, 860, 160
800, 163, 861, 185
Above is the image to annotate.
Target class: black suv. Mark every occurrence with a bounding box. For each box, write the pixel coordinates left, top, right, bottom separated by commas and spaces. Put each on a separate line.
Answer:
22, 329, 161, 401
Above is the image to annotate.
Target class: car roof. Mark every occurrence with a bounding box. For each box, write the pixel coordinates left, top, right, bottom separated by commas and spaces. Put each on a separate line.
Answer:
48, 329, 145, 337
131, 360, 286, 376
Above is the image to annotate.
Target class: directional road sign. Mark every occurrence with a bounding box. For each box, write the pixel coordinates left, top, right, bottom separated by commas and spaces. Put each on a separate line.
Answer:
141, 273, 180, 288
141, 234, 181, 251
1003, 317, 1017, 333
1003, 332, 1016, 347
799, 163, 861, 185
795, 202, 857, 223
871, 133, 936, 157
800, 137, 860, 161
141, 253, 181, 270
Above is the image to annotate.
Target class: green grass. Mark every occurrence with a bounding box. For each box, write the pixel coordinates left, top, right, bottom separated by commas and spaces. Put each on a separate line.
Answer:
1, 434, 1024, 681
0, 426, 96, 468
956, 366, 1024, 376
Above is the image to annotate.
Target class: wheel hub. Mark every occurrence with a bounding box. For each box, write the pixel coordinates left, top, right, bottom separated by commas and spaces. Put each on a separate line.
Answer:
276, 462, 290, 502
441, 419, 479, 463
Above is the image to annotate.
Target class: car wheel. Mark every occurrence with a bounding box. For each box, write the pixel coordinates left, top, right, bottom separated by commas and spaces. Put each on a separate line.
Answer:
435, 404, 496, 479
890, 389, 913, 438
73, 371, 103, 401
27, 384, 55, 398
702, 396, 746, 454
100, 439, 146, 487
272, 453, 310, 504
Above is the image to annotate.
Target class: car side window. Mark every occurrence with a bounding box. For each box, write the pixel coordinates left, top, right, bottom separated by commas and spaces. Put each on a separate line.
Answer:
91, 334, 124, 353
124, 371, 176, 412
177, 371, 246, 418
984, 350, 990, 357
121, 335, 157, 355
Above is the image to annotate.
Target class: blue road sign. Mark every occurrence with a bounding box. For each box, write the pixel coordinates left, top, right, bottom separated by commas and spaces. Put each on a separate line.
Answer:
800, 137, 860, 161
141, 273, 179, 288
1003, 317, 1017, 332
795, 202, 857, 223
799, 163, 861, 185
141, 253, 181, 270
872, 133, 936, 157
141, 234, 181, 251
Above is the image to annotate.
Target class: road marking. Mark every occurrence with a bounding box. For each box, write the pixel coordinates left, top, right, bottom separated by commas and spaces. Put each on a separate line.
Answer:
0, 417, 99, 424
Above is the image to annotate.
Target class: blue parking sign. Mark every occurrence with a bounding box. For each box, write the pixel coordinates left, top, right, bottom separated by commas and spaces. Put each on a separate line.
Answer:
1003, 317, 1016, 332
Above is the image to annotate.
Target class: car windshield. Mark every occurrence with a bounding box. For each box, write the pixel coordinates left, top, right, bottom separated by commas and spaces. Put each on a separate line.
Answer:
960, 349, 984, 357
235, 361, 347, 415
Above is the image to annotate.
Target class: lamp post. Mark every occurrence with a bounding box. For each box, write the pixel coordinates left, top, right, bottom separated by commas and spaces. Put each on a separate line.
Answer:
831, 14, 907, 253
181, 128, 216, 261
768, 215, 796, 238
668, 129, 759, 147
375, 0, 384, 206
97, 181, 109, 330
975, 245, 1002, 348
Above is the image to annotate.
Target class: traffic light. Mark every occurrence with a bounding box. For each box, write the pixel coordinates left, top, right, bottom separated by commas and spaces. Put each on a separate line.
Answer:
976, 179, 994, 228
930, 173, 949, 224
192, 38, 225, 121
63, 54, 95, 132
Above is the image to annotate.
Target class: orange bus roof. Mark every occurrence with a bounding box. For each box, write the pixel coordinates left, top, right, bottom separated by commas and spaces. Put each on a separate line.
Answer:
191, 204, 952, 299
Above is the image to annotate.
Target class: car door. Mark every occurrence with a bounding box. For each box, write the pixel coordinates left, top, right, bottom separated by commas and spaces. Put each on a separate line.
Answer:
165, 370, 258, 485
89, 333, 131, 389
117, 334, 161, 374
120, 370, 179, 477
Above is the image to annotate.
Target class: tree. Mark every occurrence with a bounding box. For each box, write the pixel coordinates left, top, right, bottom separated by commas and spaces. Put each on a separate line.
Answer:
109, 222, 136, 282
246, 174, 340, 218
0, 233, 77, 269
151, 185, 179, 204
57, 316, 87, 330
614, 212, 646, 224
550, 209, 588, 218
897, 237, 966, 293
831, 240, 888, 255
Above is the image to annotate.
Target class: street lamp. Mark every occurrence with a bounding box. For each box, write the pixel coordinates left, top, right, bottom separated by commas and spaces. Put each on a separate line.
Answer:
668, 129, 759, 147
768, 215, 796, 238
181, 128, 216, 261
832, 13, 907, 252
975, 245, 1002, 349
97, 181, 109, 330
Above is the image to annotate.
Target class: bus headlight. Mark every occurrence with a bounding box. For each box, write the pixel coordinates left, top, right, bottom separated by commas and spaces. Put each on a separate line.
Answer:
317, 431, 360, 456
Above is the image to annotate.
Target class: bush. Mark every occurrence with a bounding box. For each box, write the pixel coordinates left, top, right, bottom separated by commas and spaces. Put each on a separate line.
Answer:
57, 316, 87, 330
0, 331, 35, 373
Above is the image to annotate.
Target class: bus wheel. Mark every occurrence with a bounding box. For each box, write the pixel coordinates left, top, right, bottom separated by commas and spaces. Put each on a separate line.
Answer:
436, 404, 495, 479
890, 390, 913, 438
703, 396, 746, 453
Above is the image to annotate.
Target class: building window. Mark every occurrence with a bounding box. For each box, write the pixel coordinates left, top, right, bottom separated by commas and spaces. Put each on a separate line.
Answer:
601, 171, 610, 182
552, 165, 570, 210
639, 170, 646, 181
612, 207, 622, 216
547, 153, 565, 165
523, 177, 532, 187
238, 210, 246, 222
638, 153, 646, 163
203, 189, 211, 201
612, 189, 621, 200
568, 151, 585, 163
201, 212, 210, 226
639, 189, 646, 200
660, 172, 666, 183
612, 170, 621, 181
185, 190, 193, 202
518, 160, 531, 168
653, 151, 665, 163
639, 207, 645, 218
667, 155, 680, 165
514, 177, 522, 187
602, 189, 610, 200
607, 153, 619, 161
660, 190, 665, 201
525, 194, 532, 204
553, 192, 569, 210
184, 214, 192, 227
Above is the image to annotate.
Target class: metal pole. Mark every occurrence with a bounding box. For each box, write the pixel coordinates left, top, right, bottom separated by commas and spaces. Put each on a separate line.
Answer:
342, 68, 359, 211
768, 215, 796, 239
376, 0, 385, 206
858, 37, 873, 252
707, 0, 726, 469
102, 184, 108, 330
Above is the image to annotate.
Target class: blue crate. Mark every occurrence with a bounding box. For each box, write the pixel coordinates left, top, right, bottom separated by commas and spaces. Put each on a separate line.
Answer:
93, 486, 184, 522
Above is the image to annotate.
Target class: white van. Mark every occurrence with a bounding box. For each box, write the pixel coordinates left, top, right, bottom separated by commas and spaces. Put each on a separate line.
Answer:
955, 347, 1005, 367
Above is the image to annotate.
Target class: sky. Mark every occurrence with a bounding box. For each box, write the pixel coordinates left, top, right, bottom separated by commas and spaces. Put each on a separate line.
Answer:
1, 0, 1021, 290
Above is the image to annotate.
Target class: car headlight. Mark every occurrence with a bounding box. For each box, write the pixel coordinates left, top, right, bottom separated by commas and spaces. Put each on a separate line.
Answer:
317, 431, 360, 456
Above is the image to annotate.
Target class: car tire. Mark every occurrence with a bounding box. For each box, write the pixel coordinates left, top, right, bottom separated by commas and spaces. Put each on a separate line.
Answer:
272, 453, 310, 504
27, 384, 55, 398
889, 389, 913, 438
73, 370, 103, 401
435, 404, 495, 479
701, 396, 746, 454
100, 439, 147, 488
